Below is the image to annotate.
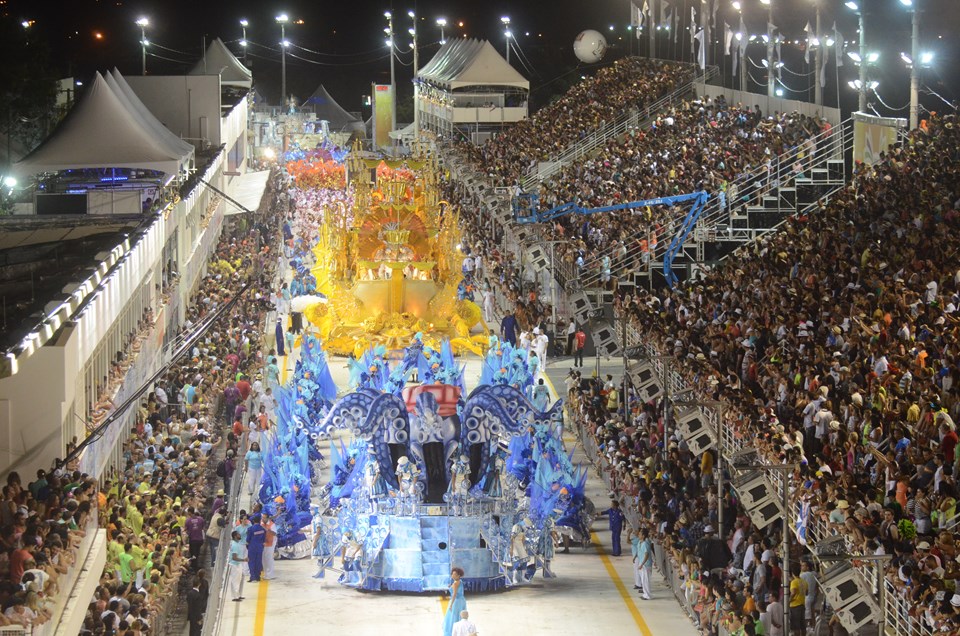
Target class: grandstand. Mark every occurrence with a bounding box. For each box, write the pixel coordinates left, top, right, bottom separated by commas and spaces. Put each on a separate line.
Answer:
441, 53, 949, 636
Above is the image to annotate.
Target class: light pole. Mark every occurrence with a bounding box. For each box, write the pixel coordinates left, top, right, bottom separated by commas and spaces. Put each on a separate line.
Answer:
813, 0, 823, 106
384, 11, 397, 135
501, 16, 511, 64
136, 17, 149, 75
436, 17, 447, 45
901, 0, 920, 129
239, 19, 249, 65
276, 13, 289, 113
845, 1, 866, 111
409, 10, 419, 141
760, 0, 774, 97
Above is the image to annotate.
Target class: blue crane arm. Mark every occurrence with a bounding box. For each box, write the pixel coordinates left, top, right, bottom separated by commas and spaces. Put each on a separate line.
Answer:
514, 191, 706, 224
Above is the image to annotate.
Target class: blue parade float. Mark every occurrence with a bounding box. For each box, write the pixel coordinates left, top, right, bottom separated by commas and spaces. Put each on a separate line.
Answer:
257, 333, 591, 593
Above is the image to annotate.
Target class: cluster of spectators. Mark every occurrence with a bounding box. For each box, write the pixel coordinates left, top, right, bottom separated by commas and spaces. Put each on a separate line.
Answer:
444, 45, 960, 634
457, 58, 694, 187
79, 183, 282, 636
564, 113, 960, 636
0, 467, 95, 629
537, 97, 829, 281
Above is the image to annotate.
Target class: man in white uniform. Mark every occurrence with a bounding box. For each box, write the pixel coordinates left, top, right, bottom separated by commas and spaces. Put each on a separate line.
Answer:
533, 328, 549, 368
452, 610, 479, 636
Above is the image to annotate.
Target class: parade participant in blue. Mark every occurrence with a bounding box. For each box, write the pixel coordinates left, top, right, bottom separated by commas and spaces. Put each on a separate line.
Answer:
538, 517, 558, 578
227, 530, 247, 602
637, 527, 653, 600
246, 513, 267, 582
339, 531, 363, 587
606, 499, 626, 556
531, 377, 551, 412
310, 504, 328, 579
441, 567, 467, 636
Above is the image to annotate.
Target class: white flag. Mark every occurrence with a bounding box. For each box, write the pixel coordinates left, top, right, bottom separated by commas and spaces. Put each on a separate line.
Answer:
690, 7, 697, 51
661, 1, 671, 29
674, 7, 680, 42
804, 21, 813, 64
632, 2, 643, 28
834, 22, 844, 67
724, 22, 733, 55
820, 60, 827, 87
694, 28, 706, 69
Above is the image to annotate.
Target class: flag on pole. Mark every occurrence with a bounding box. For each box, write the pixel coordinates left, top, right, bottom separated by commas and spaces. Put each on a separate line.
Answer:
661, 1, 671, 30
632, 2, 643, 28
796, 499, 810, 546
694, 28, 706, 69
674, 7, 680, 42
834, 22, 843, 67
690, 7, 697, 53
724, 22, 733, 56
820, 59, 827, 87
803, 21, 813, 64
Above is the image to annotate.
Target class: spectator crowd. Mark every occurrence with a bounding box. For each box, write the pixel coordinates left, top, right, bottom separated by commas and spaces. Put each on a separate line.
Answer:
446, 51, 960, 636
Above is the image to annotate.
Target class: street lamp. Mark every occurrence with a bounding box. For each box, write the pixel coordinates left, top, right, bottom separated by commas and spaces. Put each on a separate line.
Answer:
409, 10, 419, 141
276, 13, 289, 113
760, 0, 775, 97
900, 0, 921, 129
436, 17, 447, 44
239, 19, 249, 65
136, 17, 149, 75
501, 16, 511, 64
845, 1, 867, 111
384, 11, 397, 136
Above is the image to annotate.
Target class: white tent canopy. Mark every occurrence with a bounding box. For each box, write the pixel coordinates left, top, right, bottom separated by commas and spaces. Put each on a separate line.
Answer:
106, 69, 195, 163
189, 38, 253, 88
15, 72, 192, 180
417, 39, 529, 90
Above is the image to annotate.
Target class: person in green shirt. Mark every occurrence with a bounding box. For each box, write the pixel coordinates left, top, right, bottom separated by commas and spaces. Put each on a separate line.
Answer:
118, 543, 135, 584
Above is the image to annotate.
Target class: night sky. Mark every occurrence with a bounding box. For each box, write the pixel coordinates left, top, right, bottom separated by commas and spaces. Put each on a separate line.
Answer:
5, 0, 960, 119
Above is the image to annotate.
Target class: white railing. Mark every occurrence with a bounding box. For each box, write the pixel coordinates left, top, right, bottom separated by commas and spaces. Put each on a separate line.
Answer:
520, 66, 719, 191
574, 118, 852, 290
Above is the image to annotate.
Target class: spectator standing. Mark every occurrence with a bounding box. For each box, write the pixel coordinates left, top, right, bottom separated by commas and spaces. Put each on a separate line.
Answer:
187, 577, 205, 636
185, 508, 206, 571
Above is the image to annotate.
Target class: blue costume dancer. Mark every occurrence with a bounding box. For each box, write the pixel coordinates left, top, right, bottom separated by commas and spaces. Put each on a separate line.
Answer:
441, 567, 467, 636
246, 514, 267, 581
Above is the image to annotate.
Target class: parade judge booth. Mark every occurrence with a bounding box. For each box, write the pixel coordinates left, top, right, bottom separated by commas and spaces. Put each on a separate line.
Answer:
415, 39, 529, 144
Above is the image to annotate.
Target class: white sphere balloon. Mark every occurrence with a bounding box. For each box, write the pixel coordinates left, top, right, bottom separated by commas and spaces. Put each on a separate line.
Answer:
573, 29, 608, 64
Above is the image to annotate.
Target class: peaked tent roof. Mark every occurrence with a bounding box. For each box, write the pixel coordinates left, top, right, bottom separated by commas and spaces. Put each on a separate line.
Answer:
189, 38, 253, 88
14, 72, 190, 179
300, 85, 363, 132
418, 39, 529, 90
106, 69, 196, 161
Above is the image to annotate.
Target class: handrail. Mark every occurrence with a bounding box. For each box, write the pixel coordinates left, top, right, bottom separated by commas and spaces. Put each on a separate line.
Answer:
575, 118, 852, 290
520, 66, 719, 191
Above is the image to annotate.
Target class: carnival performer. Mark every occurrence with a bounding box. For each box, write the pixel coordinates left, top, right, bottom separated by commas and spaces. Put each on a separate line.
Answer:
447, 454, 471, 513
441, 567, 467, 636
364, 450, 389, 504
539, 517, 558, 578
508, 517, 530, 586
532, 378, 551, 412
227, 530, 247, 602
310, 505, 327, 579
340, 531, 364, 587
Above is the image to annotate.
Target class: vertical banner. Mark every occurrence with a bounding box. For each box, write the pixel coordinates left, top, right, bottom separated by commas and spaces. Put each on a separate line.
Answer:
372, 83, 395, 149
853, 113, 906, 166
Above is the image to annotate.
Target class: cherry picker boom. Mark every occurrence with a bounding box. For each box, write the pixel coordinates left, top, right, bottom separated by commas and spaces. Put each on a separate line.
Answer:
511, 190, 710, 288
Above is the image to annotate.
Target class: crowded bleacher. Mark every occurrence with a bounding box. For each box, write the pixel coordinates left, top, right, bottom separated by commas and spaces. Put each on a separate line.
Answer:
447, 50, 960, 635
76, 180, 282, 635
456, 58, 694, 188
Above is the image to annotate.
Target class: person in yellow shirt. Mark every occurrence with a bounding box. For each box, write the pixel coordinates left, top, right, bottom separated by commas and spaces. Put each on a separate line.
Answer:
789, 570, 807, 636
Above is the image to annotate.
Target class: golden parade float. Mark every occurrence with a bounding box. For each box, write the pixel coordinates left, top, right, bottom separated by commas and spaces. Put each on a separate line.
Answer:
303, 143, 487, 357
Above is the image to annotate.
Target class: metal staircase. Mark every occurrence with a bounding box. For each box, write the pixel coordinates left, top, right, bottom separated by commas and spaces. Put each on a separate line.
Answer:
572, 118, 853, 297
520, 65, 720, 192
